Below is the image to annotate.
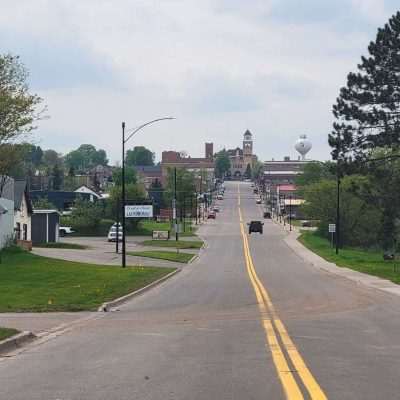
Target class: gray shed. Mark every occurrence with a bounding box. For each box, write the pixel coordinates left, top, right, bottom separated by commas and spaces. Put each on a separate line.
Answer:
31, 210, 60, 245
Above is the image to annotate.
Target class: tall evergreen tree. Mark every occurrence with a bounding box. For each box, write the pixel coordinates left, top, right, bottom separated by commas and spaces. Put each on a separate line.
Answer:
329, 11, 400, 161
329, 11, 400, 252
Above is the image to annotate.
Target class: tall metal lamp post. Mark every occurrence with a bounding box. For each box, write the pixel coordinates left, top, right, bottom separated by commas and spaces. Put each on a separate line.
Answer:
121, 117, 174, 268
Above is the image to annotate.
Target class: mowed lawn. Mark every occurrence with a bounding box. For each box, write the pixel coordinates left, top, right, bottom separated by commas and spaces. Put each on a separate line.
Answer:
141, 240, 203, 249
0, 247, 175, 312
299, 231, 400, 284
128, 250, 194, 263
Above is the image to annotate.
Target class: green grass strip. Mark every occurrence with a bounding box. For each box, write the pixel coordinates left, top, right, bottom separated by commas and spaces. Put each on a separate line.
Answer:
34, 243, 89, 250
299, 231, 400, 284
0, 327, 19, 341
141, 240, 203, 249
128, 250, 194, 263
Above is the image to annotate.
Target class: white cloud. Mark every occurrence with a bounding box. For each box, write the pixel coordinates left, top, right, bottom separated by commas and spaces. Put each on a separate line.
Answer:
1, 0, 397, 162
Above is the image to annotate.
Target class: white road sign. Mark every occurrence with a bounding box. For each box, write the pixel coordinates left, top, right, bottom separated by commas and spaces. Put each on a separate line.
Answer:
329, 224, 336, 233
125, 205, 153, 218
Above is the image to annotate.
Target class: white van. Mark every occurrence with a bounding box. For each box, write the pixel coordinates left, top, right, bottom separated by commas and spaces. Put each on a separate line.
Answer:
107, 223, 123, 242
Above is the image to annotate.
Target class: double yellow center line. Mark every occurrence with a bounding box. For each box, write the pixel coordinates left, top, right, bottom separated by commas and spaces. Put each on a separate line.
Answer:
238, 187, 327, 400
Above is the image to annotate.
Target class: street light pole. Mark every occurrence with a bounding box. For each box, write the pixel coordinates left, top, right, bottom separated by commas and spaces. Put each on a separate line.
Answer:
122, 122, 126, 268
121, 117, 174, 268
174, 167, 178, 241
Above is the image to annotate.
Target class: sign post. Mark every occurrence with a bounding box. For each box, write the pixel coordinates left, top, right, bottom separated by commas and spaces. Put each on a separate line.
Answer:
329, 224, 336, 248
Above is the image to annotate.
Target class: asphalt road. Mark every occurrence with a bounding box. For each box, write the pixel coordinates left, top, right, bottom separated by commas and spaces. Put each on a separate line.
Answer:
2, 182, 400, 399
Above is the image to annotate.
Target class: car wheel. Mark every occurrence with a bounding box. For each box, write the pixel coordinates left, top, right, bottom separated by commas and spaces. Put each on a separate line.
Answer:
60, 230, 65, 237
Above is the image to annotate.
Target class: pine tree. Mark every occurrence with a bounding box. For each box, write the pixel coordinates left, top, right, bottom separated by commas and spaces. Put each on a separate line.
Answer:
329, 11, 400, 161
329, 11, 400, 252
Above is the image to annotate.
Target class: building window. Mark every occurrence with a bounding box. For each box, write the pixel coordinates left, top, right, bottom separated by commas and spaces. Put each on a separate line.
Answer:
16, 223, 21, 240
23, 224, 27, 241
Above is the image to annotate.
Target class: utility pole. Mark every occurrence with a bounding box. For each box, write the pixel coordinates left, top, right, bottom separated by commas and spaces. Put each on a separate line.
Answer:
183, 194, 186, 233
122, 122, 126, 268
195, 193, 198, 225
289, 195, 292, 232
336, 165, 341, 254
116, 197, 120, 253
174, 167, 178, 241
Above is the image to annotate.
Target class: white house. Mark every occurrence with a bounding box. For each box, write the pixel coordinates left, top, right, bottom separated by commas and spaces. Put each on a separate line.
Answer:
14, 180, 33, 247
0, 177, 15, 249
74, 185, 102, 202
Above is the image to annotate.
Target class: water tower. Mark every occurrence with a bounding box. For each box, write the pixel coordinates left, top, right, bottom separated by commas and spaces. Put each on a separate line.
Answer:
295, 134, 312, 160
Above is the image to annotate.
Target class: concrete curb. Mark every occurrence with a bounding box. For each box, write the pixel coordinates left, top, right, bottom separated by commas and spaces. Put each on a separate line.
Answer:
0, 331, 36, 355
283, 230, 400, 297
98, 269, 180, 312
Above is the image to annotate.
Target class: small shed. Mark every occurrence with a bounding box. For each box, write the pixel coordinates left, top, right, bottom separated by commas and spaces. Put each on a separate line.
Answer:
31, 210, 60, 245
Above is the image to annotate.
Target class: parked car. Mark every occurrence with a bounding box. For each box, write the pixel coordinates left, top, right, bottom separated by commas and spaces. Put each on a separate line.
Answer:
107, 223, 123, 242
213, 206, 220, 212
59, 226, 74, 237
217, 194, 224, 200
301, 220, 312, 227
263, 211, 271, 219
256, 198, 262, 204
253, 188, 258, 194
207, 212, 216, 219
248, 220, 264, 234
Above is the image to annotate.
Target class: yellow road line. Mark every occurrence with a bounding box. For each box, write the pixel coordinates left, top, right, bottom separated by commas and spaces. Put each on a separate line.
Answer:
240, 219, 304, 399
238, 184, 327, 400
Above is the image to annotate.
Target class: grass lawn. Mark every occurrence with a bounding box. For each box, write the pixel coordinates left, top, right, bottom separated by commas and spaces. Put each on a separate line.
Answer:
0, 247, 175, 312
141, 240, 204, 249
128, 250, 194, 263
299, 231, 400, 284
0, 327, 19, 341
132, 220, 197, 237
34, 243, 89, 250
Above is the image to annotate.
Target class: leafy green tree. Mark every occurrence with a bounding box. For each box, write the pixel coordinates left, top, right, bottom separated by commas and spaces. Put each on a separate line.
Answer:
295, 162, 335, 188
112, 166, 137, 186
43, 149, 61, 168
32, 197, 56, 210
126, 146, 155, 166
251, 160, 263, 180
0, 54, 44, 145
244, 164, 252, 179
64, 144, 108, 172
164, 168, 196, 209
302, 176, 381, 247
0, 54, 44, 193
70, 198, 103, 234
51, 164, 64, 190
214, 149, 231, 178
105, 184, 146, 230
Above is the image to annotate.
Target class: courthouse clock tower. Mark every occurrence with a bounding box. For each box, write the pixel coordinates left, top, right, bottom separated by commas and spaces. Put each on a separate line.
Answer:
243, 130, 253, 157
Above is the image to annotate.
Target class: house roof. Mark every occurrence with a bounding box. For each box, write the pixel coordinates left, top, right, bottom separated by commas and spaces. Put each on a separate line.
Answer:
33, 209, 60, 215
14, 180, 33, 214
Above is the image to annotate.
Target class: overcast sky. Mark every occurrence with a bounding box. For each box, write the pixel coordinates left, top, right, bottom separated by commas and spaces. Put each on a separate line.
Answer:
1, 0, 399, 163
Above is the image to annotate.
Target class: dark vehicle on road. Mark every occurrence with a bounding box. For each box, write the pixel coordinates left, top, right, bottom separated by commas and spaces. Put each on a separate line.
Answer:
207, 211, 216, 219
248, 220, 264, 234
263, 211, 271, 219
